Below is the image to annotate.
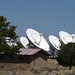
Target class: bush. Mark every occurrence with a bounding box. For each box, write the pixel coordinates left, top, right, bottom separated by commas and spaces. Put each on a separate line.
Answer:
57, 43, 75, 69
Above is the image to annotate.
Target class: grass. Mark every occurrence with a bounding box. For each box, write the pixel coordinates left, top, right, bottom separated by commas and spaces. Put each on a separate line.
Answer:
0, 59, 75, 75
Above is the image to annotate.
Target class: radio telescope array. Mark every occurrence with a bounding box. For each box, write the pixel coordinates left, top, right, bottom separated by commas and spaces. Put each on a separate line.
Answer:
20, 28, 75, 56
20, 28, 50, 55
48, 31, 75, 56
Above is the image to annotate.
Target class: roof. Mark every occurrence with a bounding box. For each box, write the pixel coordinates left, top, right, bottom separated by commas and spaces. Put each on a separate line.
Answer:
18, 48, 42, 55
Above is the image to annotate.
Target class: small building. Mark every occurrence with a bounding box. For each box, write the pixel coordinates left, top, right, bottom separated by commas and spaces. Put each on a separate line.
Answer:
18, 48, 50, 67
0, 48, 50, 68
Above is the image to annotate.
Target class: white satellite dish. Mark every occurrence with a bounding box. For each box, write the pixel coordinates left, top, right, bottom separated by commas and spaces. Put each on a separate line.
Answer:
71, 34, 75, 43
20, 37, 29, 48
49, 35, 61, 50
3, 36, 17, 46
26, 28, 50, 52
59, 31, 73, 45
3, 36, 10, 40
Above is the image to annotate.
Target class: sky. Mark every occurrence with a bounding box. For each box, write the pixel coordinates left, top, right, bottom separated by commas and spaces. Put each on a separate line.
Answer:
0, 0, 75, 43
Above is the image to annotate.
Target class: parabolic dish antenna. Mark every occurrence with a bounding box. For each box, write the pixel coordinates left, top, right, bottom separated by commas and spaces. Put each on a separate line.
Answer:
49, 35, 61, 50
26, 28, 50, 52
20, 37, 29, 48
59, 31, 73, 45
3, 37, 17, 46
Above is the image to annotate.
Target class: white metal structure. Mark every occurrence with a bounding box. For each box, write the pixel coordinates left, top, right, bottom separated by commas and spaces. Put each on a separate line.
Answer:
59, 31, 73, 45
49, 35, 61, 50
20, 37, 29, 48
4, 37, 17, 46
71, 34, 75, 43
26, 28, 50, 52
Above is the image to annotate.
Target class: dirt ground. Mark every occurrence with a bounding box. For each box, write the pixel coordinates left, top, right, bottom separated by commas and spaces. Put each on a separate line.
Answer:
0, 59, 75, 75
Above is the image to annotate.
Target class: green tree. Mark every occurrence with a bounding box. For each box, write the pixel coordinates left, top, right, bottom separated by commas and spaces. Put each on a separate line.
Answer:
0, 44, 21, 58
17, 41, 23, 48
0, 16, 9, 44
0, 15, 20, 57
0, 44, 4, 52
7, 45, 20, 58
2, 44, 10, 55
8, 26, 19, 39
0, 15, 19, 44
57, 43, 75, 69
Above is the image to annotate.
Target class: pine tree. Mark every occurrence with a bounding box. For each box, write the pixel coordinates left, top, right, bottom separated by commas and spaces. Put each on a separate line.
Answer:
0, 15, 21, 57
0, 16, 19, 44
